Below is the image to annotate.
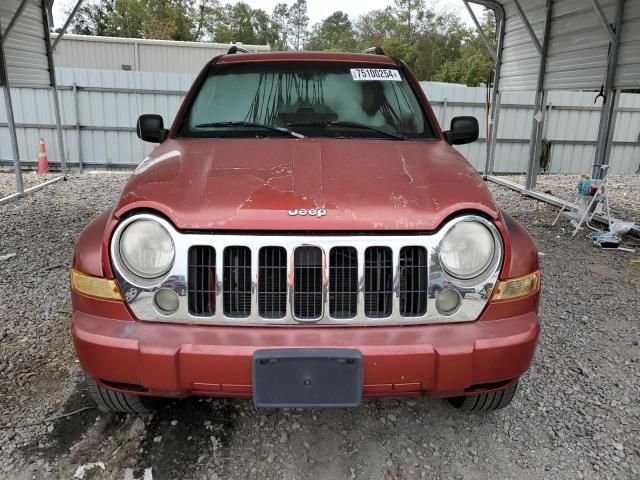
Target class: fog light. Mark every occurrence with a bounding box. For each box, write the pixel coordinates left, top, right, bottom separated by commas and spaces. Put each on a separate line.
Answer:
436, 288, 461, 316
154, 288, 179, 314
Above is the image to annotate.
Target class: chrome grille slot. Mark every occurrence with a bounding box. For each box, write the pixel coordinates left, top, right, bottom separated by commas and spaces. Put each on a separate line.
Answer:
329, 247, 358, 319
293, 246, 324, 320
399, 246, 428, 317
364, 247, 393, 318
258, 246, 287, 319
188, 246, 216, 316
223, 246, 251, 318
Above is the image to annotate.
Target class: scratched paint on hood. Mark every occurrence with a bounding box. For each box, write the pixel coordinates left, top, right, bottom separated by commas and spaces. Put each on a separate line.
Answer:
114, 137, 498, 231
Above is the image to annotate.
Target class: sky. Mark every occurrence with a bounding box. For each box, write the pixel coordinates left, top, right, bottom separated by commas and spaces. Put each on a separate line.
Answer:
52, 0, 477, 31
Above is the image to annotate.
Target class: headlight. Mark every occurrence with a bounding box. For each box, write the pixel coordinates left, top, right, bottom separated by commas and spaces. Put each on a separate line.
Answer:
439, 220, 496, 280
119, 219, 175, 279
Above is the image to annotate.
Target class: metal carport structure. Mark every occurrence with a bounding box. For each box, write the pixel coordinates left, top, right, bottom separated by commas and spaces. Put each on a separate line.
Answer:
2, 0, 639, 220
463, 0, 640, 233
0, 0, 81, 204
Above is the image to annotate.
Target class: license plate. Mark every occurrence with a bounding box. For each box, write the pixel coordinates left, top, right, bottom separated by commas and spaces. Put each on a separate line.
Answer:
252, 349, 363, 408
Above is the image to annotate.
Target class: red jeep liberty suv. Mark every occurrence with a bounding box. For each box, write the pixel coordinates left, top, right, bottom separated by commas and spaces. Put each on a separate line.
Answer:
71, 49, 540, 413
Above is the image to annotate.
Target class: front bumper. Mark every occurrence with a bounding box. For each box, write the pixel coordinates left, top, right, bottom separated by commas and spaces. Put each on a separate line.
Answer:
72, 293, 540, 399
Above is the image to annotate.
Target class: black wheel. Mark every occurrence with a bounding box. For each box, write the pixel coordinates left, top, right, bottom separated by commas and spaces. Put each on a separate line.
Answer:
85, 374, 151, 414
447, 381, 518, 412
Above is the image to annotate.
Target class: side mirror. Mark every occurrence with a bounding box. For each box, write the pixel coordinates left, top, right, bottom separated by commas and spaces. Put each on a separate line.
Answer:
136, 114, 168, 143
444, 116, 479, 145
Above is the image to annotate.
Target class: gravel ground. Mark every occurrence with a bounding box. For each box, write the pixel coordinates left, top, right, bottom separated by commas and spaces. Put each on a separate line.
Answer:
1, 172, 639, 480
0, 171, 66, 199
503, 174, 640, 226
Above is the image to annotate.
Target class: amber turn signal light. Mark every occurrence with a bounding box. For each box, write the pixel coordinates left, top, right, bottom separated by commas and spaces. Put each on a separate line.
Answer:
491, 270, 540, 301
71, 269, 123, 301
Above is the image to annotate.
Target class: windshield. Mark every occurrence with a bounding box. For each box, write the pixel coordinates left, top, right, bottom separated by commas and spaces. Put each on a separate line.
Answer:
177, 61, 436, 140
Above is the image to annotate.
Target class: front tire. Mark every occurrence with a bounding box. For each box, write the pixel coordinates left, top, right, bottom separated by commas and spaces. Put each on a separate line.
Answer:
447, 381, 518, 412
85, 374, 151, 414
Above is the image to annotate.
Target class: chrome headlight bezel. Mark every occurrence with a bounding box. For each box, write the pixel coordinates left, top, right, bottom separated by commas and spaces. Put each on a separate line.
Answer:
437, 216, 503, 287
110, 214, 176, 288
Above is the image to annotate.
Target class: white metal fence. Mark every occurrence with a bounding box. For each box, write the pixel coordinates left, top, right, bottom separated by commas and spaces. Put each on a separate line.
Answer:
1, 68, 639, 174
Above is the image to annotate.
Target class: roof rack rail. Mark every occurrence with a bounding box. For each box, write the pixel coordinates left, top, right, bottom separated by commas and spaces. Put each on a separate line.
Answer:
227, 45, 249, 54
361, 47, 386, 55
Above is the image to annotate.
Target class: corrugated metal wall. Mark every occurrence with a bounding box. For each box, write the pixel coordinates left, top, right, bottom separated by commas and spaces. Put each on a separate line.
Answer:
494, 0, 640, 92
544, 0, 614, 91
0, 0, 50, 86
617, 0, 640, 88
498, 0, 546, 92
0, 70, 638, 174
50, 34, 271, 74
612, 92, 640, 173
424, 81, 639, 174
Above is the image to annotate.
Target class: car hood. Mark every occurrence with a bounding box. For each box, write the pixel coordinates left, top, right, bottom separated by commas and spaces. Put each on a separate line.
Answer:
113, 138, 498, 231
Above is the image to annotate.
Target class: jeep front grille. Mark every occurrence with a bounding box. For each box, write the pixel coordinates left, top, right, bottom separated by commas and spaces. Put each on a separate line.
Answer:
113, 214, 503, 326
188, 245, 216, 316
186, 244, 429, 322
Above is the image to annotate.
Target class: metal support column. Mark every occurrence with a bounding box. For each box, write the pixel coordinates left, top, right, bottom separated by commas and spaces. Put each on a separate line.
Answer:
73, 82, 83, 173
592, 0, 624, 180
42, 0, 67, 177
525, 0, 552, 191
134, 41, 140, 71
486, 8, 505, 176
525, 91, 548, 189
486, 91, 501, 175
442, 98, 448, 126
0, 22, 23, 194
462, 1, 505, 177
602, 91, 620, 170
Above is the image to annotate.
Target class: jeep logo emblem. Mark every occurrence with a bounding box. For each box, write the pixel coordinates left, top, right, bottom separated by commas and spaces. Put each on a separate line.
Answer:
288, 208, 327, 218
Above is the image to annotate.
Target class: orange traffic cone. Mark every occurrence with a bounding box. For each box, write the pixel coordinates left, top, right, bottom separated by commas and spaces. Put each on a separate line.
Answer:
38, 138, 49, 173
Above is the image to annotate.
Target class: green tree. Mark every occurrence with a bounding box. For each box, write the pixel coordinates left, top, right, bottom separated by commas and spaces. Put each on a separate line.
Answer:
271, 3, 290, 50
69, 0, 116, 36
356, 7, 398, 48
433, 10, 495, 86
70, 0, 209, 41
306, 11, 356, 52
410, 10, 468, 81
189, 1, 221, 41
393, 0, 424, 43
288, 0, 309, 50
66, 0, 497, 85
213, 3, 277, 45
355, 3, 487, 84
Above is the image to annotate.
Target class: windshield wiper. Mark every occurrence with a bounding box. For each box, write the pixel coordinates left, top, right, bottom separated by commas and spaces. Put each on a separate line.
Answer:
286, 120, 406, 140
194, 121, 305, 139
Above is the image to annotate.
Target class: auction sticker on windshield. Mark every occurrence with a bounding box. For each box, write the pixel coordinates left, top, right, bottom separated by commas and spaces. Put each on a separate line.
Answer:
350, 68, 402, 81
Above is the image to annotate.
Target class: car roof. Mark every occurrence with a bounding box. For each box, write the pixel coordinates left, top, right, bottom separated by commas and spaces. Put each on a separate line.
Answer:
216, 51, 397, 65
